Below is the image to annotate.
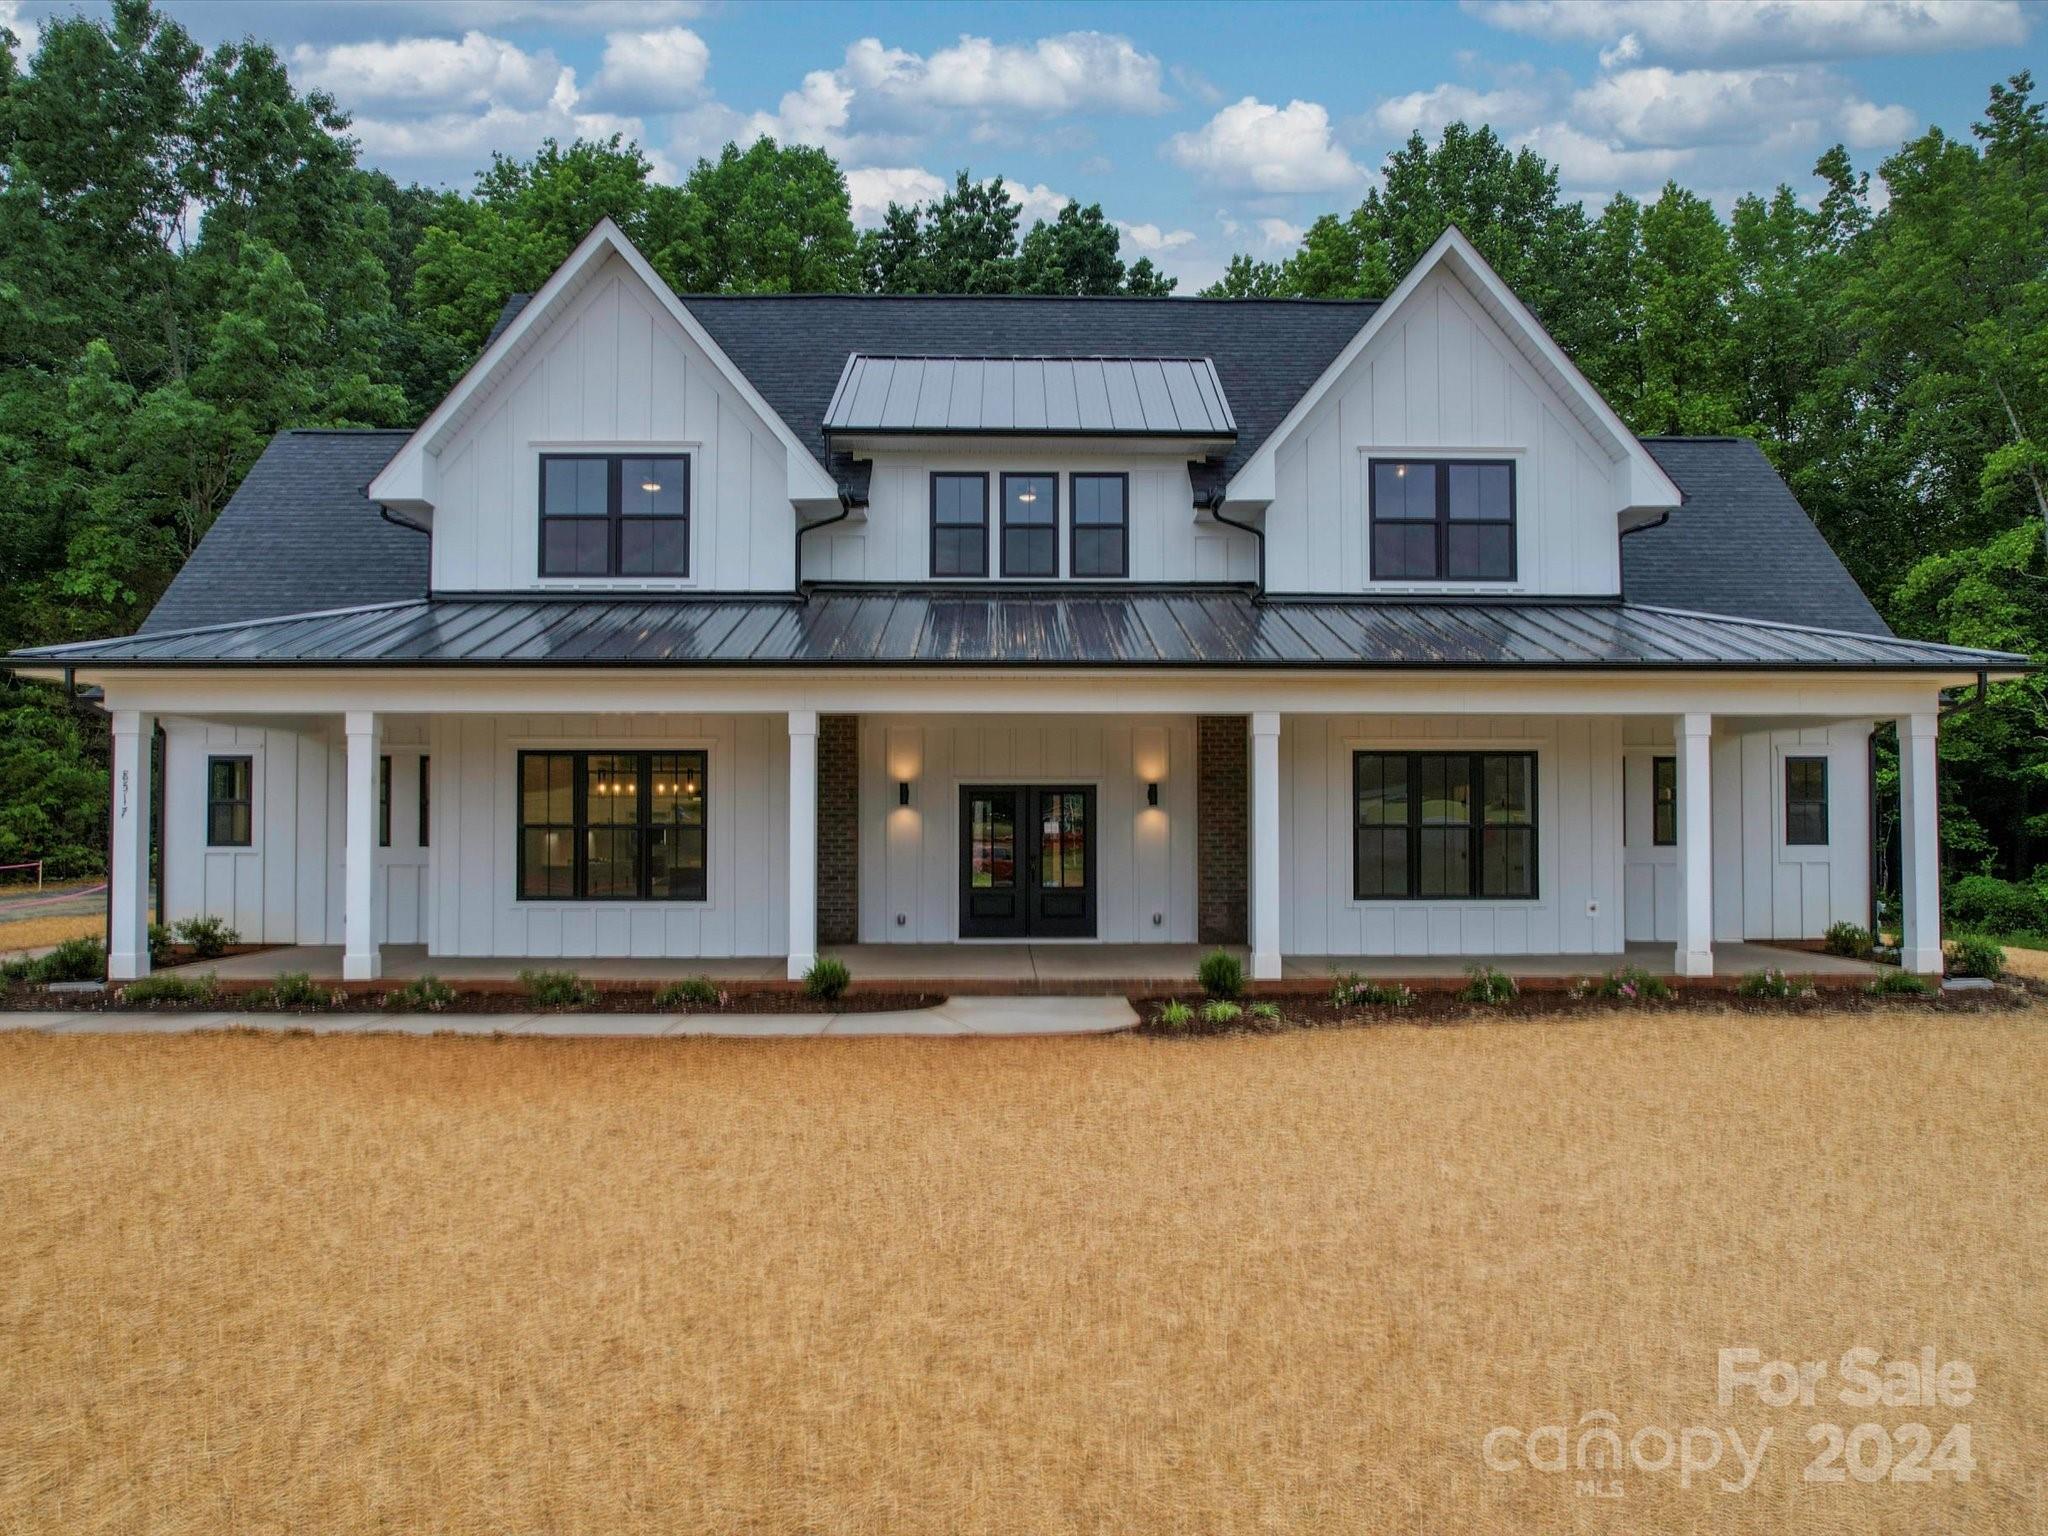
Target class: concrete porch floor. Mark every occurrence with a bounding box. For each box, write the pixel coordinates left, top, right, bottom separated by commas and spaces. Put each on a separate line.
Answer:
196, 940, 1879, 985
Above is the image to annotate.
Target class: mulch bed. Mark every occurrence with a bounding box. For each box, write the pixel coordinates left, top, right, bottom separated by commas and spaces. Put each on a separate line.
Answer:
1130, 982, 2031, 1035
1, 981, 943, 1016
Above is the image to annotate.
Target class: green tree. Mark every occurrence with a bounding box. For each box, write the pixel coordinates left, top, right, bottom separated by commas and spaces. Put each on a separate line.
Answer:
860, 171, 1022, 294
1631, 184, 1742, 435
656, 138, 858, 294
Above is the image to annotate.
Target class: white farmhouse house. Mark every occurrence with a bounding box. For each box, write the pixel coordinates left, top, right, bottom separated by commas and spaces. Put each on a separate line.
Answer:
10, 222, 2026, 984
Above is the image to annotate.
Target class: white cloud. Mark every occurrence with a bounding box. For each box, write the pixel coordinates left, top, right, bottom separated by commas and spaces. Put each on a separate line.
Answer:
1164, 97, 1364, 193
842, 30, 1170, 116
348, 67, 662, 177
0, 0, 37, 55
1840, 98, 1919, 147
1573, 65, 1832, 148
844, 165, 944, 226
290, 31, 560, 109
1514, 122, 1693, 190
1008, 179, 1072, 222
1470, 0, 2028, 64
1256, 217, 1305, 250
1118, 220, 1198, 253
591, 26, 709, 111
391, 1, 703, 27
1371, 82, 1545, 139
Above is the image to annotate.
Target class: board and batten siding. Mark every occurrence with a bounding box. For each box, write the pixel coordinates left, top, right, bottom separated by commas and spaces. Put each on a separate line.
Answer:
160, 717, 428, 947
426, 712, 788, 959
1261, 267, 1624, 597
806, 454, 1255, 584
857, 715, 1198, 943
428, 252, 794, 594
1622, 720, 1872, 944
1279, 715, 1625, 957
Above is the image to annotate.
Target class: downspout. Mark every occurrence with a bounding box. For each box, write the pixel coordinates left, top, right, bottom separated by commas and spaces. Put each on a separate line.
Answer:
794, 494, 856, 593
1204, 492, 1266, 597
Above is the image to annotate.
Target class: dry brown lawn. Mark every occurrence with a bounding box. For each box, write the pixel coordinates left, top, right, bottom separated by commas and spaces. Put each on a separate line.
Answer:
2, 1006, 2043, 1534
0, 913, 104, 955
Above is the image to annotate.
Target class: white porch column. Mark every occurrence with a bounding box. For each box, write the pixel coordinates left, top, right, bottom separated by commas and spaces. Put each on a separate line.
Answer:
787, 710, 819, 980
343, 710, 382, 981
1249, 711, 1281, 980
107, 711, 155, 981
1674, 711, 1715, 978
1897, 711, 1943, 975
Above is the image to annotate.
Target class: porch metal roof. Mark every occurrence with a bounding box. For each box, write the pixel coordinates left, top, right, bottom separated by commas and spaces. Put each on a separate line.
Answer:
12, 590, 2027, 673
822, 355, 1237, 438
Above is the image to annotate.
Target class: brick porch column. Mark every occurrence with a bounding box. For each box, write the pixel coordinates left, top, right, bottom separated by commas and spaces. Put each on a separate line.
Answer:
816, 714, 859, 944
1196, 715, 1248, 944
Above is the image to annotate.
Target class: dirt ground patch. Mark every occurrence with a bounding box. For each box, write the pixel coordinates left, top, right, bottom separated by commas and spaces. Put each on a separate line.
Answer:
2, 1007, 2042, 1534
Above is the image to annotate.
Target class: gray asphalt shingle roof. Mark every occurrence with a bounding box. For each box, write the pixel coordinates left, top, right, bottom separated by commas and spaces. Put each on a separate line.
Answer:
1628, 437, 1889, 637
140, 429, 426, 634
19, 591, 2024, 672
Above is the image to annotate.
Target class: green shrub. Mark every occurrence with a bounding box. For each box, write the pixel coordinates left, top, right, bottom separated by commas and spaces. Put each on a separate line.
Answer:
261, 971, 325, 1008
1945, 874, 2048, 936
1199, 999, 1243, 1028
120, 971, 219, 1005
1823, 921, 1875, 959
1, 956, 31, 984
803, 957, 851, 1001
1946, 934, 2006, 981
1459, 965, 1518, 1006
1736, 968, 1810, 1000
171, 914, 241, 959
1328, 972, 1415, 1009
519, 969, 595, 1008
31, 936, 105, 984
1592, 965, 1673, 1004
1197, 948, 1244, 1000
1867, 968, 1932, 996
1152, 999, 1195, 1031
654, 976, 725, 1009
1247, 1001, 1284, 1028
147, 923, 174, 966
386, 975, 456, 1012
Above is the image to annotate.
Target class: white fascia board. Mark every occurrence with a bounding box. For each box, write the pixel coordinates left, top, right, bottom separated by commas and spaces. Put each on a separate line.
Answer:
366, 219, 839, 513
1224, 226, 1683, 513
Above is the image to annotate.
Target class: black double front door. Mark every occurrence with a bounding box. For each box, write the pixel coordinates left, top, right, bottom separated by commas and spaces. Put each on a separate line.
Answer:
959, 785, 1097, 939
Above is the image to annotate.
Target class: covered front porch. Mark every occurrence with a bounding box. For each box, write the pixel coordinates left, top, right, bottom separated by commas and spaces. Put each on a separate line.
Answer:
194, 940, 1881, 989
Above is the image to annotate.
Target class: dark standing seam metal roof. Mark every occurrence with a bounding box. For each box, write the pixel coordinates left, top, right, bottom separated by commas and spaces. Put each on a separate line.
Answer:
19, 591, 2024, 671
1628, 437, 1889, 636
140, 429, 426, 633
822, 355, 1237, 437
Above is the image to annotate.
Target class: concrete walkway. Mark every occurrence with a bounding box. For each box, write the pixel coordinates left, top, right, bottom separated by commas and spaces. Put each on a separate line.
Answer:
6, 994, 1138, 1039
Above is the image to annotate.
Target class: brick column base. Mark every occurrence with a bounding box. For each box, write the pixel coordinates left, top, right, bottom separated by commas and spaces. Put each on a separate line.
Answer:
817, 715, 859, 943
1197, 715, 1248, 945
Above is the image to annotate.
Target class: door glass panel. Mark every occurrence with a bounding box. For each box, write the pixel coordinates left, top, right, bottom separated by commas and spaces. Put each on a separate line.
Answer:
1040, 792, 1087, 889
970, 795, 1014, 889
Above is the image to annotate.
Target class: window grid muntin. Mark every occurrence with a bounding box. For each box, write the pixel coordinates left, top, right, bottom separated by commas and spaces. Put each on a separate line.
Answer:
1651, 756, 1677, 846
930, 472, 989, 577
539, 454, 690, 579
999, 472, 1058, 578
1785, 756, 1828, 846
206, 755, 253, 848
1352, 750, 1537, 900
1070, 472, 1130, 578
1368, 458, 1516, 582
516, 749, 708, 901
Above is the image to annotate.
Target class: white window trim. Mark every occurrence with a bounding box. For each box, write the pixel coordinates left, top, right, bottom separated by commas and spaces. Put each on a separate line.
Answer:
1338, 734, 1549, 911
531, 441, 703, 593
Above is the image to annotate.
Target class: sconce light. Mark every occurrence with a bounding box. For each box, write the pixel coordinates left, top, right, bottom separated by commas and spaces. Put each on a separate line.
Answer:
1146, 782, 1160, 807
898, 780, 912, 807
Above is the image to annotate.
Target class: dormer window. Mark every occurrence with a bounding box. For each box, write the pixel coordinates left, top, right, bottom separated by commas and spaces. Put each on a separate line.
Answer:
540, 454, 690, 578
1370, 459, 1515, 582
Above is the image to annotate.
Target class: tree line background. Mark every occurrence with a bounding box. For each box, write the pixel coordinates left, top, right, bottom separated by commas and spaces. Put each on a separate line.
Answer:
1, 2, 2042, 926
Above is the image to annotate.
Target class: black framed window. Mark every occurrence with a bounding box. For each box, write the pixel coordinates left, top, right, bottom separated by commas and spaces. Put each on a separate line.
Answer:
930, 472, 988, 577
1369, 459, 1515, 581
1000, 473, 1057, 577
1353, 750, 1536, 899
1652, 756, 1677, 846
378, 755, 392, 847
418, 755, 431, 848
1071, 472, 1129, 578
1785, 756, 1828, 845
206, 755, 252, 847
517, 750, 707, 901
540, 454, 689, 578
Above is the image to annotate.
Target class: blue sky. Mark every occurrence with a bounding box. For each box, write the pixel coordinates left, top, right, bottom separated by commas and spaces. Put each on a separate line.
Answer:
6, 0, 2040, 288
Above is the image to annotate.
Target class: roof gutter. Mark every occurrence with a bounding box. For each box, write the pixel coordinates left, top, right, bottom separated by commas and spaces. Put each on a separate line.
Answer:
794, 494, 858, 592
377, 502, 431, 536
1201, 488, 1266, 598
